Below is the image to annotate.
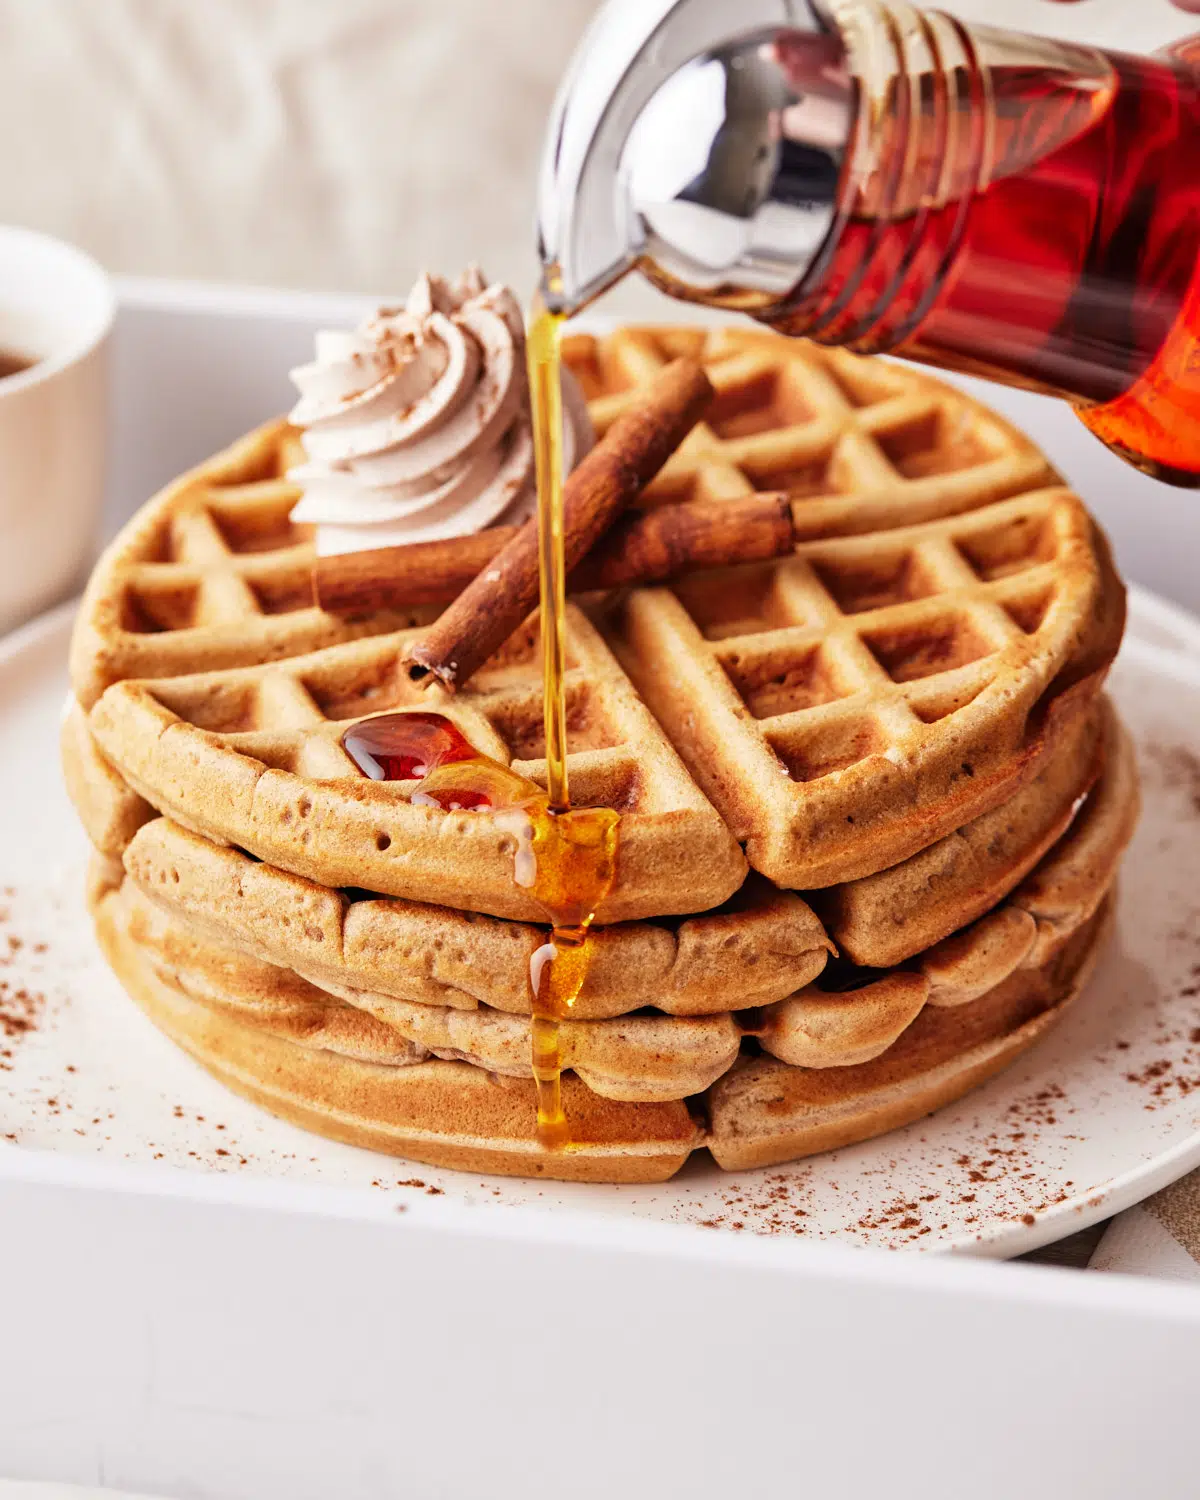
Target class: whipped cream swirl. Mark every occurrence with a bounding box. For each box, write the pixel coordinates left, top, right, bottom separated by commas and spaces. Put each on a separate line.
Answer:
288, 267, 592, 555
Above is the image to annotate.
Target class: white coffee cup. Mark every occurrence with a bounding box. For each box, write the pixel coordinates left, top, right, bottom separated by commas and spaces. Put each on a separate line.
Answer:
0, 227, 114, 636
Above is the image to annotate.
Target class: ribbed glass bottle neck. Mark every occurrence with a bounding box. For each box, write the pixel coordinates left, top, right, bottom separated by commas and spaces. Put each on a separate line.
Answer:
776, 4, 1118, 357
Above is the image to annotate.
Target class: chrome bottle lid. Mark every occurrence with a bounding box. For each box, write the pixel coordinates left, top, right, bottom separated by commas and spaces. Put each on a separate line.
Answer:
536, 0, 855, 315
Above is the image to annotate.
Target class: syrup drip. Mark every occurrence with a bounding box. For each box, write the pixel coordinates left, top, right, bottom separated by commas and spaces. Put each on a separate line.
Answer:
341, 709, 618, 1146
528, 294, 622, 1145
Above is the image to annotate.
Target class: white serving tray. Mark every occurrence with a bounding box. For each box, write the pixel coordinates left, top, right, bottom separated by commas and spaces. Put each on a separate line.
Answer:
3, 278, 1200, 1500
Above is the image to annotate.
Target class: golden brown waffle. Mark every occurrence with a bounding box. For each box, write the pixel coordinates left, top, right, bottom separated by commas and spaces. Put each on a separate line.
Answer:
118, 881, 427, 1067
95, 893, 702, 1183
577, 324, 1121, 893
62, 699, 154, 860
118, 819, 830, 1020
817, 695, 1107, 966
87, 605, 747, 923
76, 695, 1131, 1035
73, 327, 1121, 911
81, 482, 1120, 917
69, 322, 1135, 1176
71, 329, 1059, 714
605, 483, 1123, 889
745, 709, 1135, 1071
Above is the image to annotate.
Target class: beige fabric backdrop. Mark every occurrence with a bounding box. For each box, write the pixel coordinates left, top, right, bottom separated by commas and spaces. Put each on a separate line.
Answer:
0, 0, 1189, 304
0, 0, 598, 299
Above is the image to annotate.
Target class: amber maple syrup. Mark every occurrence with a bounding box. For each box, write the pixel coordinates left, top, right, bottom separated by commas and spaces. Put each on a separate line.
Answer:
342, 300, 616, 1149
756, 23, 1200, 484
342, 707, 617, 1148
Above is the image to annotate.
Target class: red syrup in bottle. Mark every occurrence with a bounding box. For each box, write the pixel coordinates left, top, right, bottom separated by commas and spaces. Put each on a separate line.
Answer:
755, 16, 1200, 483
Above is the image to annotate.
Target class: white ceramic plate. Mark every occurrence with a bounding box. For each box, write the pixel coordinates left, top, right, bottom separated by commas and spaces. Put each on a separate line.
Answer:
3, 591, 1200, 1259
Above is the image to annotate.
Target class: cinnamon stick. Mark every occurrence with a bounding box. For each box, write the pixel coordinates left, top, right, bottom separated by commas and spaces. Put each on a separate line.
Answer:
574, 493, 791, 589
402, 356, 713, 691
318, 529, 516, 614
314, 493, 794, 613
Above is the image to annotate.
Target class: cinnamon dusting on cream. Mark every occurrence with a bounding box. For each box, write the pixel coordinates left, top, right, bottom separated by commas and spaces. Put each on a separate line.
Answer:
288, 267, 591, 555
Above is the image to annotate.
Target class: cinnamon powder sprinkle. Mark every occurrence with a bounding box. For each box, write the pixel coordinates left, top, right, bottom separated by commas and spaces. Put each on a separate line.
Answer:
1145, 743, 1200, 817
0, 895, 49, 1076
0, 979, 44, 1070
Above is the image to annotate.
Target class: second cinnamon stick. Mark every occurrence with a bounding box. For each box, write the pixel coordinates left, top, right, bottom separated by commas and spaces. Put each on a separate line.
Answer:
314, 494, 795, 612
403, 356, 713, 691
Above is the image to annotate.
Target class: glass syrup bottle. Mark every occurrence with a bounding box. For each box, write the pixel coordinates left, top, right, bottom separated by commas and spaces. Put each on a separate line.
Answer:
537, 0, 1200, 485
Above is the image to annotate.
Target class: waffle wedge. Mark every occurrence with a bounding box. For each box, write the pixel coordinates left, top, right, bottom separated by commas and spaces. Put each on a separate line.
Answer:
576, 330, 1122, 889
566, 328, 1058, 530
753, 711, 1136, 1071
815, 694, 1108, 966
87, 605, 747, 923
69, 420, 433, 711
71, 329, 1059, 712
604, 480, 1122, 889
708, 896, 1112, 1172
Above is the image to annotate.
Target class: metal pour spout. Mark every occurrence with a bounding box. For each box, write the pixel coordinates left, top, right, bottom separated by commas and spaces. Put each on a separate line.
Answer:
535, 0, 855, 317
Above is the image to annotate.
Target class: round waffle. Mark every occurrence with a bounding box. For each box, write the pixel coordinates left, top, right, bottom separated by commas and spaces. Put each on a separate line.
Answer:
72, 328, 1124, 921
70, 329, 1059, 709
68, 321, 1136, 1179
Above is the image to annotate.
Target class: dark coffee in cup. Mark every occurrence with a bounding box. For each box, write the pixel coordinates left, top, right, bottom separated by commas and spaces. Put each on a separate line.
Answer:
0, 347, 36, 380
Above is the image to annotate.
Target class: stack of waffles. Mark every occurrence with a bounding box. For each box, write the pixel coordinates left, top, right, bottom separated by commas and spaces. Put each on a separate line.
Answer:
64, 326, 1137, 1183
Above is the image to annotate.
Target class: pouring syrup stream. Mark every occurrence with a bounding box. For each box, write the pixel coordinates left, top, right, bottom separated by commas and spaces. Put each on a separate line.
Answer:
526, 291, 618, 1148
